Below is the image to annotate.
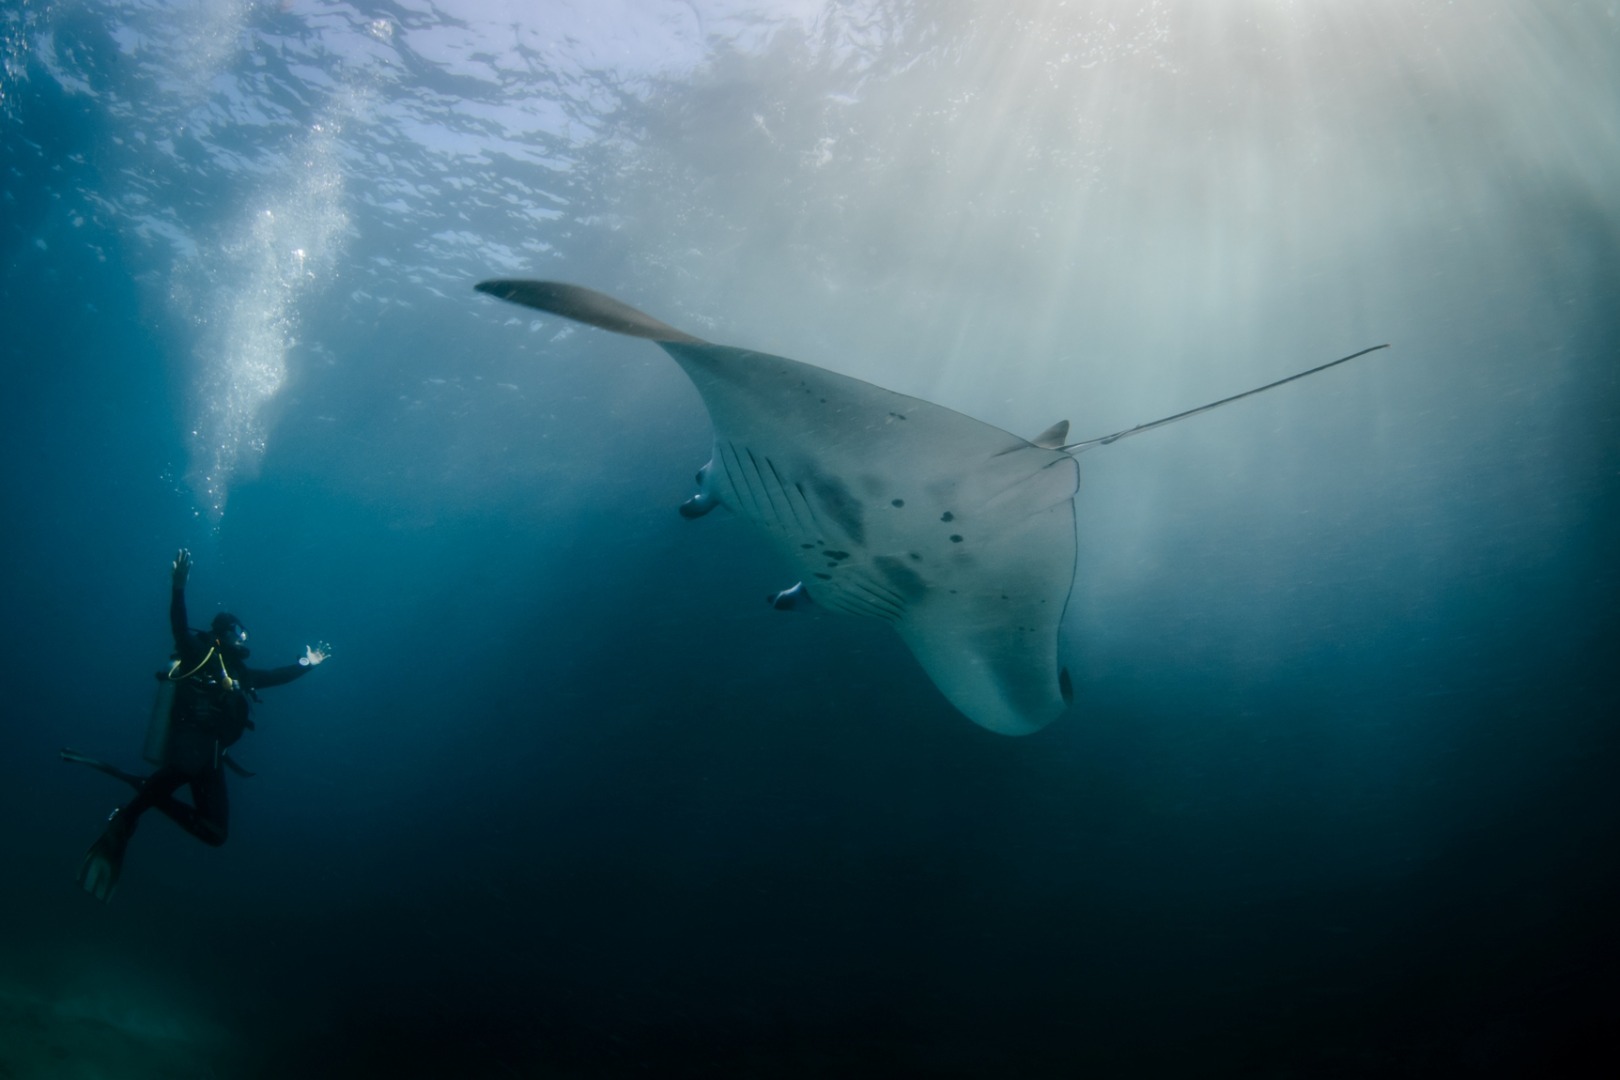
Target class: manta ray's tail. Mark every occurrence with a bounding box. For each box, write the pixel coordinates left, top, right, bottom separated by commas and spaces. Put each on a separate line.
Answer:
1062, 343, 1391, 452
476, 280, 708, 345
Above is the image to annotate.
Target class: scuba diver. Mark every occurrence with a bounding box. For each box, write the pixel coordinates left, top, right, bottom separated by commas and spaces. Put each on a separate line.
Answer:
64, 548, 328, 902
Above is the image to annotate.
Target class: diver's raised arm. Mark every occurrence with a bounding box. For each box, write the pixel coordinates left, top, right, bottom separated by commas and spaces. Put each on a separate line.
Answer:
169, 548, 193, 649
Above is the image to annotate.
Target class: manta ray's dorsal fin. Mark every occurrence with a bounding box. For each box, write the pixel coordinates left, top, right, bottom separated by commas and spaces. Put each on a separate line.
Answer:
475, 280, 708, 345
1030, 420, 1070, 449
1063, 344, 1390, 453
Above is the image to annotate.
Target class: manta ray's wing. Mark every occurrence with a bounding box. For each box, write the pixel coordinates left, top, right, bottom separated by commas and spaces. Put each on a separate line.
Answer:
477, 281, 1077, 736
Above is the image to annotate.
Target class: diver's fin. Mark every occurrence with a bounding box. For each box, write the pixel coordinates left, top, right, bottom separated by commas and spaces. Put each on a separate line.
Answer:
1063, 344, 1391, 452
76, 810, 131, 903
60, 748, 145, 791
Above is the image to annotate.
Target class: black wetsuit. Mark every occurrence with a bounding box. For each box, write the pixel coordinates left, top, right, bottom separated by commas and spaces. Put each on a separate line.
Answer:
116, 584, 310, 846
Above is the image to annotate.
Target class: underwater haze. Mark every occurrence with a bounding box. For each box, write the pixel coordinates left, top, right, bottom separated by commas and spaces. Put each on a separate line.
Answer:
3, 0, 1618, 1076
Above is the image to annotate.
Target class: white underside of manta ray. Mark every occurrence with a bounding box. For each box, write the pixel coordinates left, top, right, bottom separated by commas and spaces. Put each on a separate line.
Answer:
477, 280, 1387, 736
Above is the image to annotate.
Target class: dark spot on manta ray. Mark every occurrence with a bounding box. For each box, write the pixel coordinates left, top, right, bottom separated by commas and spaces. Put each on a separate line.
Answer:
889, 411, 907, 421
814, 572, 832, 580
891, 498, 904, 507
824, 550, 850, 560
801, 543, 815, 549
941, 511, 954, 522
909, 552, 922, 561
950, 534, 963, 543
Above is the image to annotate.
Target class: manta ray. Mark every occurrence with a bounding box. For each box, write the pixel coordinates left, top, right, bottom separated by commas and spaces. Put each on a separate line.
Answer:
477, 280, 1386, 736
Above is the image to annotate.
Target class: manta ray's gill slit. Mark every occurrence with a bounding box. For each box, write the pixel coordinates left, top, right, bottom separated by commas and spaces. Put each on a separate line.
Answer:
746, 448, 800, 534
713, 443, 743, 510
790, 481, 825, 535
741, 447, 786, 528
730, 444, 770, 524
819, 579, 903, 622
764, 457, 813, 535
719, 442, 768, 524
848, 575, 906, 618
814, 590, 871, 619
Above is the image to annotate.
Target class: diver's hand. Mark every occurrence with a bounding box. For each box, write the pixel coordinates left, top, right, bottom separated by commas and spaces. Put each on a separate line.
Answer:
299, 643, 329, 667
172, 548, 192, 589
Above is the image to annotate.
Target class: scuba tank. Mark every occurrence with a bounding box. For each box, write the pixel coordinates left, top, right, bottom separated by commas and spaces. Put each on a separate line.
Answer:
143, 660, 182, 766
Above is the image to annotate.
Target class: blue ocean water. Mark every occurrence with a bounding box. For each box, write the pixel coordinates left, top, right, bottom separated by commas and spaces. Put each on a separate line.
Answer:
2, 1, 1617, 1075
